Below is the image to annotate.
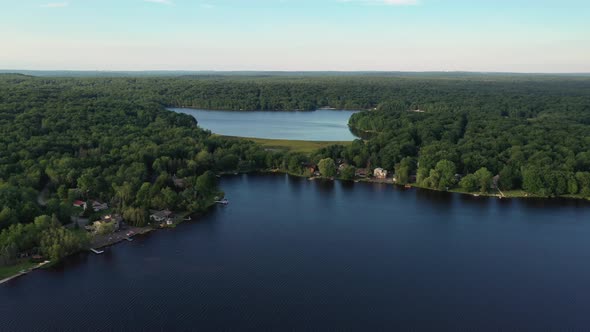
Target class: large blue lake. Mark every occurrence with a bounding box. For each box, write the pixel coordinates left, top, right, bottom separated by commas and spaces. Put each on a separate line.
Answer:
169, 108, 359, 141
2, 174, 590, 330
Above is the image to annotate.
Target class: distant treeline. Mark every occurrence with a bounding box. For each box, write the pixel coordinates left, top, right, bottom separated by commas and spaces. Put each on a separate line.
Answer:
4, 73, 590, 111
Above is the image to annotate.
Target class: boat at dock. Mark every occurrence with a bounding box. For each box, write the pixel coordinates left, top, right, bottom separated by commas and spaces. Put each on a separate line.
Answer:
215, 199, 229, 205
90, 248, 104, 254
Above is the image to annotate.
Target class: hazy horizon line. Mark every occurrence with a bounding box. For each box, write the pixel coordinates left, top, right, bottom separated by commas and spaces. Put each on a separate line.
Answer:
2, 69, 590, 75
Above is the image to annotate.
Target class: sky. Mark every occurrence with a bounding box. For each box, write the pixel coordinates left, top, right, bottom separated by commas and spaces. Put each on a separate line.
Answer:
1, 0, 589, 72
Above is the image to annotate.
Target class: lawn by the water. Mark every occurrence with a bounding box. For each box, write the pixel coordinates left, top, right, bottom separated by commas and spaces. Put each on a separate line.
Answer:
223, 136, 352, 153
0, 261, 37, 280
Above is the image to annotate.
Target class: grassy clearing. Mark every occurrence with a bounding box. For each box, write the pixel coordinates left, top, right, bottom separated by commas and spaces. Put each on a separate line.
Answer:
223, 136, 352, 153
0, 261, 38, 280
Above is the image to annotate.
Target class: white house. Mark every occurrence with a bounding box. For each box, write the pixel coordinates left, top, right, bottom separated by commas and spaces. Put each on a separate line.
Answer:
373, 168, 388, 179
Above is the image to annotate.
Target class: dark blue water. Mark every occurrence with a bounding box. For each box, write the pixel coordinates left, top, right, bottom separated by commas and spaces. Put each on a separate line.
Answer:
168, 108, 359, 141
2, 174, 590, 331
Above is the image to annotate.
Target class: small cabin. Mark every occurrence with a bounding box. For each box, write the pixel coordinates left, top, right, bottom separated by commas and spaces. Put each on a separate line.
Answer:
302, 162, 318, 175
355, 168, 368, 178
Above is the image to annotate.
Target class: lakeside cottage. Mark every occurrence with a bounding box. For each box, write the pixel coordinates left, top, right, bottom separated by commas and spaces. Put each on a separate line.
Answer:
302, 162, 319, 176
150, 210, 173, 224
92, 201, 108, 212
355, 168, 369, 178
374, 168, 388, 179
73, 200, 87, 209
87, 214, 122, 234
100, 214, 122, 231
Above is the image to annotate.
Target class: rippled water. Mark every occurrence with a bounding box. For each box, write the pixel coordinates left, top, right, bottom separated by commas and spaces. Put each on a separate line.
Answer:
2, 174, 590, 330
168, 108, 359, 141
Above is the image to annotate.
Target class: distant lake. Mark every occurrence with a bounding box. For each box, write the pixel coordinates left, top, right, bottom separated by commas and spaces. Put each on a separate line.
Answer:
169, 108, 359, 141
3, 174, 590, 330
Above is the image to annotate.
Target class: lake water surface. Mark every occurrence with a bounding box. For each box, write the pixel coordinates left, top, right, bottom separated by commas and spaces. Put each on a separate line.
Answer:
169, 108, 359, 141
2, 174, 590, 330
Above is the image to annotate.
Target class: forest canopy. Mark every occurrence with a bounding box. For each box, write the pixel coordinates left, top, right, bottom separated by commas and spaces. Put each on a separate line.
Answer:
1, 73, 590, 265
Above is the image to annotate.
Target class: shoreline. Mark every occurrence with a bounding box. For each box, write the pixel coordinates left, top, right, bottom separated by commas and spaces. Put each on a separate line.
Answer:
219, 135, 589, 202
90, 226, 155, 250
3, 171, 588, 284
262, 169, 590, 202
170, 106, 365, 112
0, 261, 51, 285
1, 202, 218, 285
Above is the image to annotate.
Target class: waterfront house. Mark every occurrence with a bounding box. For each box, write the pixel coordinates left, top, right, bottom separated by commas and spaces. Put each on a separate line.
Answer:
302, 162, 319, 176
73, 200, 87, 210
150, 210, 173, 223
89, 214, 122, 234
92, 201, 108, 212
374, 168, 388, 179
302, 162, 318, 174
99, 214, 122, 231
355, 168, 368, 178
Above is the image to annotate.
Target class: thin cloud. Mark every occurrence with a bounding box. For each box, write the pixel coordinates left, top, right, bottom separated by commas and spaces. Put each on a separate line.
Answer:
40, 2, 69, 8
340, 0, 419, 5
381, 0, 419, 4
144, 0, 173, 5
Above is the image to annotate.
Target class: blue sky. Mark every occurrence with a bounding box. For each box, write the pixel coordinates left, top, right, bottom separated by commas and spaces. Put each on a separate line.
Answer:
1, 0, 589, 72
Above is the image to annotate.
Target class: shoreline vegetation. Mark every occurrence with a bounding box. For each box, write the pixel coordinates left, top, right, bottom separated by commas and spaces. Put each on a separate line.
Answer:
0, 201, 218, 284
2, 74, 590, 283
0, 163, 590, 284
264, 168, 590, 201
2, 167, 589, 284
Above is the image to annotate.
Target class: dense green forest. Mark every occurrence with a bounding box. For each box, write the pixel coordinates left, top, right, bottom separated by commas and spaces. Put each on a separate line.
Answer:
340, 78, 590, 197
1, 73, 590, 268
